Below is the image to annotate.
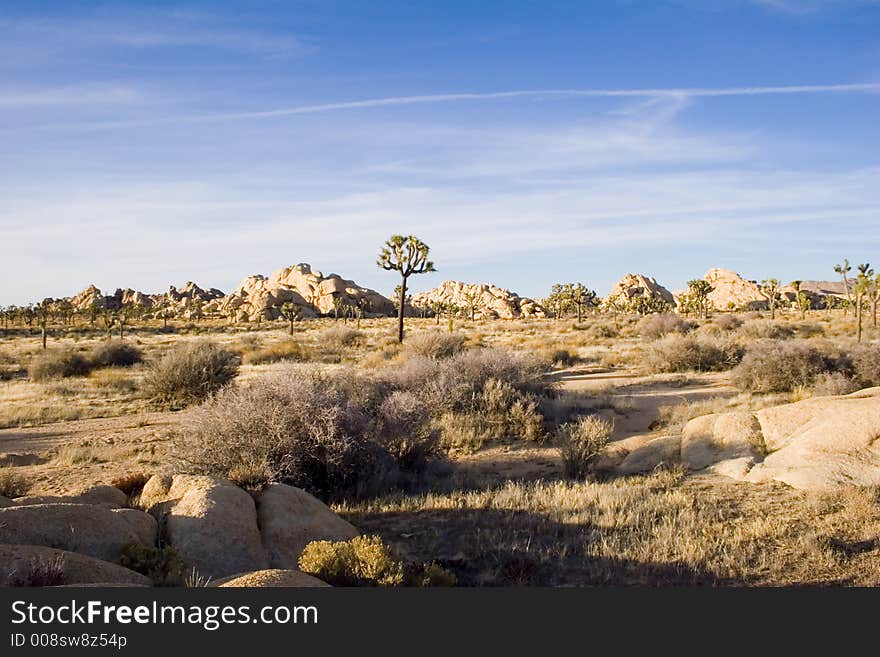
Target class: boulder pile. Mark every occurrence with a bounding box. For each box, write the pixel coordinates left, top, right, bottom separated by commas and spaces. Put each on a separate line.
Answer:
604, 387, 880, 490
410, 280, 546, 319
604, 274, 675, 311
0, 476, 359, 586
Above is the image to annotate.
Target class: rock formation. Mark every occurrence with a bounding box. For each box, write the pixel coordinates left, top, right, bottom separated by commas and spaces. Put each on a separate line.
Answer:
220, 263, 395, 322
410, 280, 546, 319
703, 268, 768, 311
603, 387, 880, 490
604, 274, 675, 311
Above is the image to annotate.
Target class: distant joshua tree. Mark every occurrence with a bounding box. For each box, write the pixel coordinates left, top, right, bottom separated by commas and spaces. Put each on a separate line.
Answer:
279, 302, 302, 335
790, 280, 811, 320
460, 287, 483, 322
548, 283, 598, 322
853, 263, 874, 343
833, 259, 854, 316
685, 279, 714, 319
761, 278, 781, 320
378, 235, 435, 343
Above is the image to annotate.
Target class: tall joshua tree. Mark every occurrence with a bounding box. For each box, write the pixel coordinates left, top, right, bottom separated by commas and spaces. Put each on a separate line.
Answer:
761, 278, 781, 320
378, 235, 435, 343
854, 263, 873, 343
833, 259, 853, 316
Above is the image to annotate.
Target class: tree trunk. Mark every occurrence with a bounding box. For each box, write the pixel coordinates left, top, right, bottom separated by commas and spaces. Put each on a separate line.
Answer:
857, 299, 863, 343
577, 304, 582, 323
289, 318, 294, 336
42, 326, 47, 350
397, 278, 407, 343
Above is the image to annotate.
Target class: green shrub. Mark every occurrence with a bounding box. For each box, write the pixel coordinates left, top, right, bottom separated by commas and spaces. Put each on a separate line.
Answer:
145, 341, 239, 409
90, 341, 143, 368
557, 415, 612, 479
298, 535, 404, 586
29, 349, 92, 381
116, 542, 189, 586
645, 335, 742, 373
732, 340, 830, 393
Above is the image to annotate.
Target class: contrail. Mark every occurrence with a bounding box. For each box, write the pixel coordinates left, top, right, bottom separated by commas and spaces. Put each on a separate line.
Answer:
217, 83, 880, 120
30, 82, 880, 131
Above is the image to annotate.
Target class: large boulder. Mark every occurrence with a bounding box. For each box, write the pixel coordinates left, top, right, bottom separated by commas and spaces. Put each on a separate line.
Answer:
703, 268, 768, 311
680, 412, 765, 470
219, 263, 394, 322
604, 274, 675, 312
0, 544, 151, 586
410, 280, 546, 319
15, 485, 128, 508
745, 388, 880, 490
256, 483, 359, 569
213, 569, 330, 588
0, 504, 157, 561
141, 475, 267, 578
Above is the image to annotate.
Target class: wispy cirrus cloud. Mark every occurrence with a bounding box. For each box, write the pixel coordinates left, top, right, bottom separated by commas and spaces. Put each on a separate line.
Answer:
0, 83, 142, 108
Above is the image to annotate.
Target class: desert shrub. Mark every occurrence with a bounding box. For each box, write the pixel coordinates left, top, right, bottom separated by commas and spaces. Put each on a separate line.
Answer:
637, 313, 693, 340
29, 348, 92, 381
852, 344, 880, 387
732, 340, 831, 393
403, 332, 466, 360
644, 335, 742, 373
587, 321, 619, 339
145, 341, 239, 409
377, 391, 440, 470
90, 341, 143, 368
241, 340, 310, 365
546, 348, 576, 367
557, 415, 612, 479
116, 542, 189, 587
298, 535, 404, 586
176, 368, 420, 500
811, 372, 861, 397
88, 368, 137, 392
0, 468, 30, 498
713, 314, 743, 331
9, 555, 66, 587
793, 322, 825, 338
738, 319, 795, 340
411, 562, 458, 587
321, 326, 363, 348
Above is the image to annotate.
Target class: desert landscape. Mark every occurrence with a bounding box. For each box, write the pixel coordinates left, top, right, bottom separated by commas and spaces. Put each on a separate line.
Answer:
2, 249, 879, 587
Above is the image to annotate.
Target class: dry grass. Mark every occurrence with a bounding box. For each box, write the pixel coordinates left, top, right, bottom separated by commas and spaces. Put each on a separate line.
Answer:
339, 474, 880, 586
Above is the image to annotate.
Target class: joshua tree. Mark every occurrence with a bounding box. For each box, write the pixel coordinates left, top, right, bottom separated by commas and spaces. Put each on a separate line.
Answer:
869, 272, 880, 329
853, 263, 874, 343
461, 287, 483, 322
279, 302, 302, 335
790, 280, 810, 320
36, 302, 51, 349
331, 296, 345, 321
99, 308, 117, 339
378, 235, 435, 343
761, 278, 781, 320
833, 259, 854, 316
685, 279, 714, 319
546, 284, 572, 320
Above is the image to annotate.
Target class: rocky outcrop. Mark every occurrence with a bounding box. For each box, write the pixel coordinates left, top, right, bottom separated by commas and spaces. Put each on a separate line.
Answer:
604, 274, 675, 312
703, 268, 767, 311
0, 503, 157, 561
257, 483, 359, 569
141, 475, 267, 579
66, 281, 223, 318
0, 544, 151, 586
605, 387, 880, 490
213, 569, 330, 588
220, 263, 395, 322
410, 280, 546, 319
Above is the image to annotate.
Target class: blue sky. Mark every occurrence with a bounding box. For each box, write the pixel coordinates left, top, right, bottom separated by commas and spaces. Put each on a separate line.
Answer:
1, 0, 879, 304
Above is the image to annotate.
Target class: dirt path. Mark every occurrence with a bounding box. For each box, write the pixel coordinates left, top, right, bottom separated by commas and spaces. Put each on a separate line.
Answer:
557, 368, 737, 442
